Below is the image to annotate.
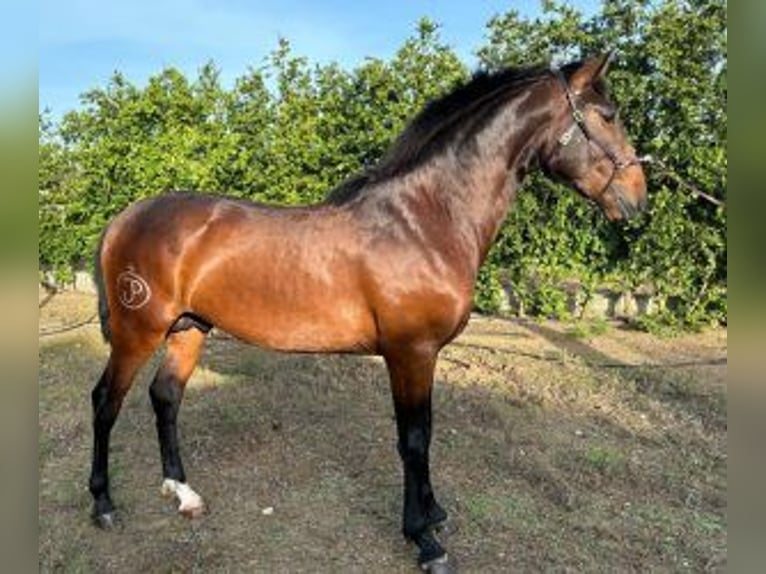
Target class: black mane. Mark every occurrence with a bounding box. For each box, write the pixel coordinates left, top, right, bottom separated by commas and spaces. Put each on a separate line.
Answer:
325, 63, 553, 205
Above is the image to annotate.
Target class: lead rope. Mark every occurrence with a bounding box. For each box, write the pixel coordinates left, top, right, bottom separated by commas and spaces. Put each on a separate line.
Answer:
550, 68, 723, 208
637, 155, 725, 208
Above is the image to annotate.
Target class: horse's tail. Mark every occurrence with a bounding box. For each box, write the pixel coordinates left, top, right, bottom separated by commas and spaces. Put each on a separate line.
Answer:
93, 225, 111, 343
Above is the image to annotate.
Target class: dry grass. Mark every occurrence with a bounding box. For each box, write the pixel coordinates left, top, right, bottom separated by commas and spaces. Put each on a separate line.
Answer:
39, 292, 726, 572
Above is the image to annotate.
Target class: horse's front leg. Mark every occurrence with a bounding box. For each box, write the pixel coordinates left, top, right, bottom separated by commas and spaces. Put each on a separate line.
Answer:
384, 346, 451, 572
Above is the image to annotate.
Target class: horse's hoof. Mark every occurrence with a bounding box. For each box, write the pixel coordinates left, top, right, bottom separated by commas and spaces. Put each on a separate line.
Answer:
179, 502, 207, 519
92, 512, 116, 530
161, 479, 206, 518
421, 554, 455, 573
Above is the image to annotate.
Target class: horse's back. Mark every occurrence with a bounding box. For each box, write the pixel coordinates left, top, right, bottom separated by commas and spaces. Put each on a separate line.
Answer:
100, 192, 380, 352
100, 190, 472, 354
104, 192, 223, 256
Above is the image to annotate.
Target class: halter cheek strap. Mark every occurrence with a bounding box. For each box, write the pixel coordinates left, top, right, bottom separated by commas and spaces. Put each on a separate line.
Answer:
552, 68, 640, 180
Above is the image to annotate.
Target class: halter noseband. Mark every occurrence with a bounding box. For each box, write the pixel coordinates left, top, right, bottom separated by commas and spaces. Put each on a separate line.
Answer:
552, 68, 640, 197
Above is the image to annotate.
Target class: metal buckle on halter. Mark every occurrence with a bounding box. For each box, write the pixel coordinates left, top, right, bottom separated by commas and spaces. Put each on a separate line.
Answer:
552, 66, 585, 147
551, 64, 637, 180
558, 124, 578, 146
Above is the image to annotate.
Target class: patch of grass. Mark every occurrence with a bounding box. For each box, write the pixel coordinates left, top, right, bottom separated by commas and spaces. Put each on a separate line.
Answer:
621, 503, 727, 570
565, 318, 609, 339
630, 367, 727, 430
39, 432, 54, 465
692, 510, 725, 535
628, 312, 707, 337
203, 387, 259, 435
50, 540, 93, 573
632, 368, 695, 399
462, 491, 538, 529
582, 445, 625, 476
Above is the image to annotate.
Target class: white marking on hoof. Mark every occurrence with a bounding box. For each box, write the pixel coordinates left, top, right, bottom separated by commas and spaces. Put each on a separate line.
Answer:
421, 554, 449, 572
93, 512, 116, 530
161, 479, 205, 517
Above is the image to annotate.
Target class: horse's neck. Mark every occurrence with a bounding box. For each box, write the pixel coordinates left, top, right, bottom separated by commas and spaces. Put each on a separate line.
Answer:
428, 92, 551, 272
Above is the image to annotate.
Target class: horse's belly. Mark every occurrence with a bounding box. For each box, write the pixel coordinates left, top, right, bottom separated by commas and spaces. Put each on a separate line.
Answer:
201, 296, 378, 354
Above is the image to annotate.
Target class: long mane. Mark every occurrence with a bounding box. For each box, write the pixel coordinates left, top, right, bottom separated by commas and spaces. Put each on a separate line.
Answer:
325, 63, 553, 205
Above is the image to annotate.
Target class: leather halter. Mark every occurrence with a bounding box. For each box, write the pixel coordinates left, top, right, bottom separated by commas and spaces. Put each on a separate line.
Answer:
552, 68, 640, 198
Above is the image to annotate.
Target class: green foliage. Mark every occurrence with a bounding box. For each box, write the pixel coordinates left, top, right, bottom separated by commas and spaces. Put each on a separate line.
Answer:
38, 5, 726, 330
475, 0, 726, 329
473, 262, 505, 314
565, 318, 609, 339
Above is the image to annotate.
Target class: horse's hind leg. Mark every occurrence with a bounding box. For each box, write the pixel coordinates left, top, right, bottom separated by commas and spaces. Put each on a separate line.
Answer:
90, 335, 163, 528
149, 327, 206, 517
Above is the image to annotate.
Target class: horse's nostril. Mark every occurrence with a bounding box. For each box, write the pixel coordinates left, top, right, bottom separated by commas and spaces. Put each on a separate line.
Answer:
638, 195, 648, 212
615, 194, 636, 219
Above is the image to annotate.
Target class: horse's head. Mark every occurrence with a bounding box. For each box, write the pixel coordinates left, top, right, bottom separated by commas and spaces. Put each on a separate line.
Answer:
542, 53, 647, 221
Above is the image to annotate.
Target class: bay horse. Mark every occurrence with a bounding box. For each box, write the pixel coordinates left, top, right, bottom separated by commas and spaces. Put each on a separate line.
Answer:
89, 54, 647, 571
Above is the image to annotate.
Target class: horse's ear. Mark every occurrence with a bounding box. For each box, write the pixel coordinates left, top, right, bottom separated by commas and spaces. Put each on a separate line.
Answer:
570, 52, 613, 93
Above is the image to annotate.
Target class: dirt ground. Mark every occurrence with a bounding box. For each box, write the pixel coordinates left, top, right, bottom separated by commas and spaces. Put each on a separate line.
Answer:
39, 291, 726, 573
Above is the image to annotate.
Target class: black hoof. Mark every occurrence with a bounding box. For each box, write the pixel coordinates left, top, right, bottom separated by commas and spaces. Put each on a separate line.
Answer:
92, 512, 116, 530
414, 532, 446, 570
421, 554, 455, 573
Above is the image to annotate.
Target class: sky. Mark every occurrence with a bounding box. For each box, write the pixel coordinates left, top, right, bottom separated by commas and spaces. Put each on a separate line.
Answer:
39, 0, 600, 119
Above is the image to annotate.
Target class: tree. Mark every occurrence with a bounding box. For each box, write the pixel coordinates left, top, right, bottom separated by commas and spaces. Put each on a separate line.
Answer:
38, 5, 726, 328
474, 0, 726, 326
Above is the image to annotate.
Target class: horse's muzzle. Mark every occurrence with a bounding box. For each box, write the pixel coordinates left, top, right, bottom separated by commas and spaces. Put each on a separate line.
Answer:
616, 193, 646, 220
